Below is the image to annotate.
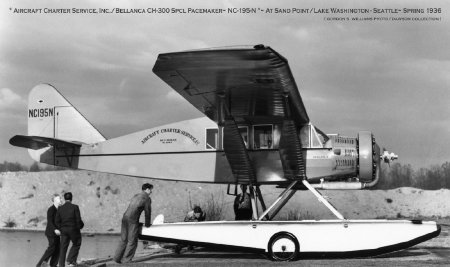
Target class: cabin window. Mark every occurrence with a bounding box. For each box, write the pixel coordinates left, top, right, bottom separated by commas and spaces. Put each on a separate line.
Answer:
253, 125, 273, 149
220, 126, 249, 149
206, 128, 218, 150
239, 126, 249, 148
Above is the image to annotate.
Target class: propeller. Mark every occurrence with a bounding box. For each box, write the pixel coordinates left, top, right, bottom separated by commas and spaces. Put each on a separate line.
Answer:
380, 148, 398, 166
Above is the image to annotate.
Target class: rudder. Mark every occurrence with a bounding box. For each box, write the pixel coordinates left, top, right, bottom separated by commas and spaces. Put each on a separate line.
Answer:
27, 84, 106, 163
28, 83, 105, 143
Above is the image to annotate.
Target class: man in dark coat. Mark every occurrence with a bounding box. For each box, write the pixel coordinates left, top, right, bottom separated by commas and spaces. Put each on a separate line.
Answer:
36, 194, 62, 267
234, 184, 253, 220
114, 183, 152, 263
56, 192, 84, 267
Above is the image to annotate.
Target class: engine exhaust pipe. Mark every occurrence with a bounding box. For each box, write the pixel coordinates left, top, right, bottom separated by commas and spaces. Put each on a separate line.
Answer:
311, 166, 380, 190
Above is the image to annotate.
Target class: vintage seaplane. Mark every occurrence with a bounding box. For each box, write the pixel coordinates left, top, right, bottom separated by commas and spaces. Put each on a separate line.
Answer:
10, 45, 440, 261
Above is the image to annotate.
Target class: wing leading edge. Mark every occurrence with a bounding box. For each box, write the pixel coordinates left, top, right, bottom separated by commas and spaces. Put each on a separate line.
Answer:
153, 45, 309, 125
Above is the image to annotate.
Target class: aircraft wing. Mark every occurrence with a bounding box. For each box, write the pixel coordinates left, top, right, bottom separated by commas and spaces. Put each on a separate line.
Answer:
153, 45, 309, 125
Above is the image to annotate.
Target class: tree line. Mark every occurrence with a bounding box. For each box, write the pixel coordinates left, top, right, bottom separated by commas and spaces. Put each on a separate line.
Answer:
374, 162, 450, 190
0, 161, 66, 172
1, 160, 450, 189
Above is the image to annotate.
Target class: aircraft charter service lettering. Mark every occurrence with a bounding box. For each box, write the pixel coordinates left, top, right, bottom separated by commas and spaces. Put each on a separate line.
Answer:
141, 128, 200, 145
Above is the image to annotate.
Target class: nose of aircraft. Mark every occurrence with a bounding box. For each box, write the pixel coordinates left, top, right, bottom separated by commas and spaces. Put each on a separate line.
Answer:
381, 150, 399, 164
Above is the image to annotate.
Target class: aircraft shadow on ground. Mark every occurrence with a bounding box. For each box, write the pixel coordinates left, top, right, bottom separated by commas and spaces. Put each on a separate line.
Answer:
373, 248, 430, 258
171, 253, 266, 260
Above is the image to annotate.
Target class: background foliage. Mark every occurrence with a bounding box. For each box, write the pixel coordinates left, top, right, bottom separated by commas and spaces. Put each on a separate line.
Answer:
1, 161, 449, 189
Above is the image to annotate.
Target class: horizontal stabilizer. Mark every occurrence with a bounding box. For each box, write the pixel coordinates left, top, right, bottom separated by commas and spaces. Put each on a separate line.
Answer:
9, 135, 82, 150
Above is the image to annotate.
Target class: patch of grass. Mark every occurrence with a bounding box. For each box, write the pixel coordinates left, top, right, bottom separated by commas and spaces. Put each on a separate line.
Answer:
277, 209, 315, 221
103, 185, 119, 195
19, 193, 34, 199
27, 216, 44, 226
203, 193, 225, 221
104, 185, 111, 194
4, 217, 17, 228
111, 188, 119, 194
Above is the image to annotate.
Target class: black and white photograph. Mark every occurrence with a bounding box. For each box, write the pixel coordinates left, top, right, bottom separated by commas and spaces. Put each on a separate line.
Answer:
1, 0, 449, 266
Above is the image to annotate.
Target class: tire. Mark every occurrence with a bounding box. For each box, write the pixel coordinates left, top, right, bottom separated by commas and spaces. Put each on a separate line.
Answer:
267, 232, 299, 261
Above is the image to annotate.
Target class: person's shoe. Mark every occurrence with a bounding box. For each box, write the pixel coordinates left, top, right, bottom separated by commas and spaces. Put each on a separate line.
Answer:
67, 263, 76, 267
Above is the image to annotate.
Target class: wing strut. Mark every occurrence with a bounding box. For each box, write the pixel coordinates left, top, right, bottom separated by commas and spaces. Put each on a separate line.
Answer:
302, 180, 345, 220
221, 95, 257, 185
278, 94, 306, 180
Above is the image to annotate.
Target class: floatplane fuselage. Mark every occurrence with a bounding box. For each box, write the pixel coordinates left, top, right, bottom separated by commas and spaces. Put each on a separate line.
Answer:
10, 45, 439, 261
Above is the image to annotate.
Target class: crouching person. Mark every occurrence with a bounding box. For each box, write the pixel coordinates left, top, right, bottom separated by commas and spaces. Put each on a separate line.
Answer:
184, 205, 206, 222
174, 206, 206, 254
114, 183, 153, 264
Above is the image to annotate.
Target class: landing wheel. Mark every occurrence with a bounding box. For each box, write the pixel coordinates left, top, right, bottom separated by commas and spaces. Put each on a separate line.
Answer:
267, 232, 299, 261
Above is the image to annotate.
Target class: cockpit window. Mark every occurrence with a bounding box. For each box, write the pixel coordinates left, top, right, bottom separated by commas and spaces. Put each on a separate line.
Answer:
299, 124, 327, 148
314, 127, 329, 144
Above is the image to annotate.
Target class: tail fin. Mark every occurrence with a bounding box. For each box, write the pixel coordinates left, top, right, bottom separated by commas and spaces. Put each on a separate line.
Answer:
25, 84, 106, 164
28, 84, 105, 143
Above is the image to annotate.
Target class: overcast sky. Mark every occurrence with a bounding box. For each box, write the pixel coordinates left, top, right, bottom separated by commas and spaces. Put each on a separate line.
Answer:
1, 0, 449, 169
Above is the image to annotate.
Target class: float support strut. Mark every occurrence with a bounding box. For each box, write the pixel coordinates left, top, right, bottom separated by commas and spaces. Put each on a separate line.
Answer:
302, 179, 345, 220
258, 180, 299, 221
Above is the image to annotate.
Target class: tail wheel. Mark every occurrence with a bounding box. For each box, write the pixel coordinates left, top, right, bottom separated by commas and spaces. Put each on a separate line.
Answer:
267, 232, 299, 261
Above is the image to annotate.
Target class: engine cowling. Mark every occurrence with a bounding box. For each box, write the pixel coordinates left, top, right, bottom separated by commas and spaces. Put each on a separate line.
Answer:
358, 131, 380, 183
